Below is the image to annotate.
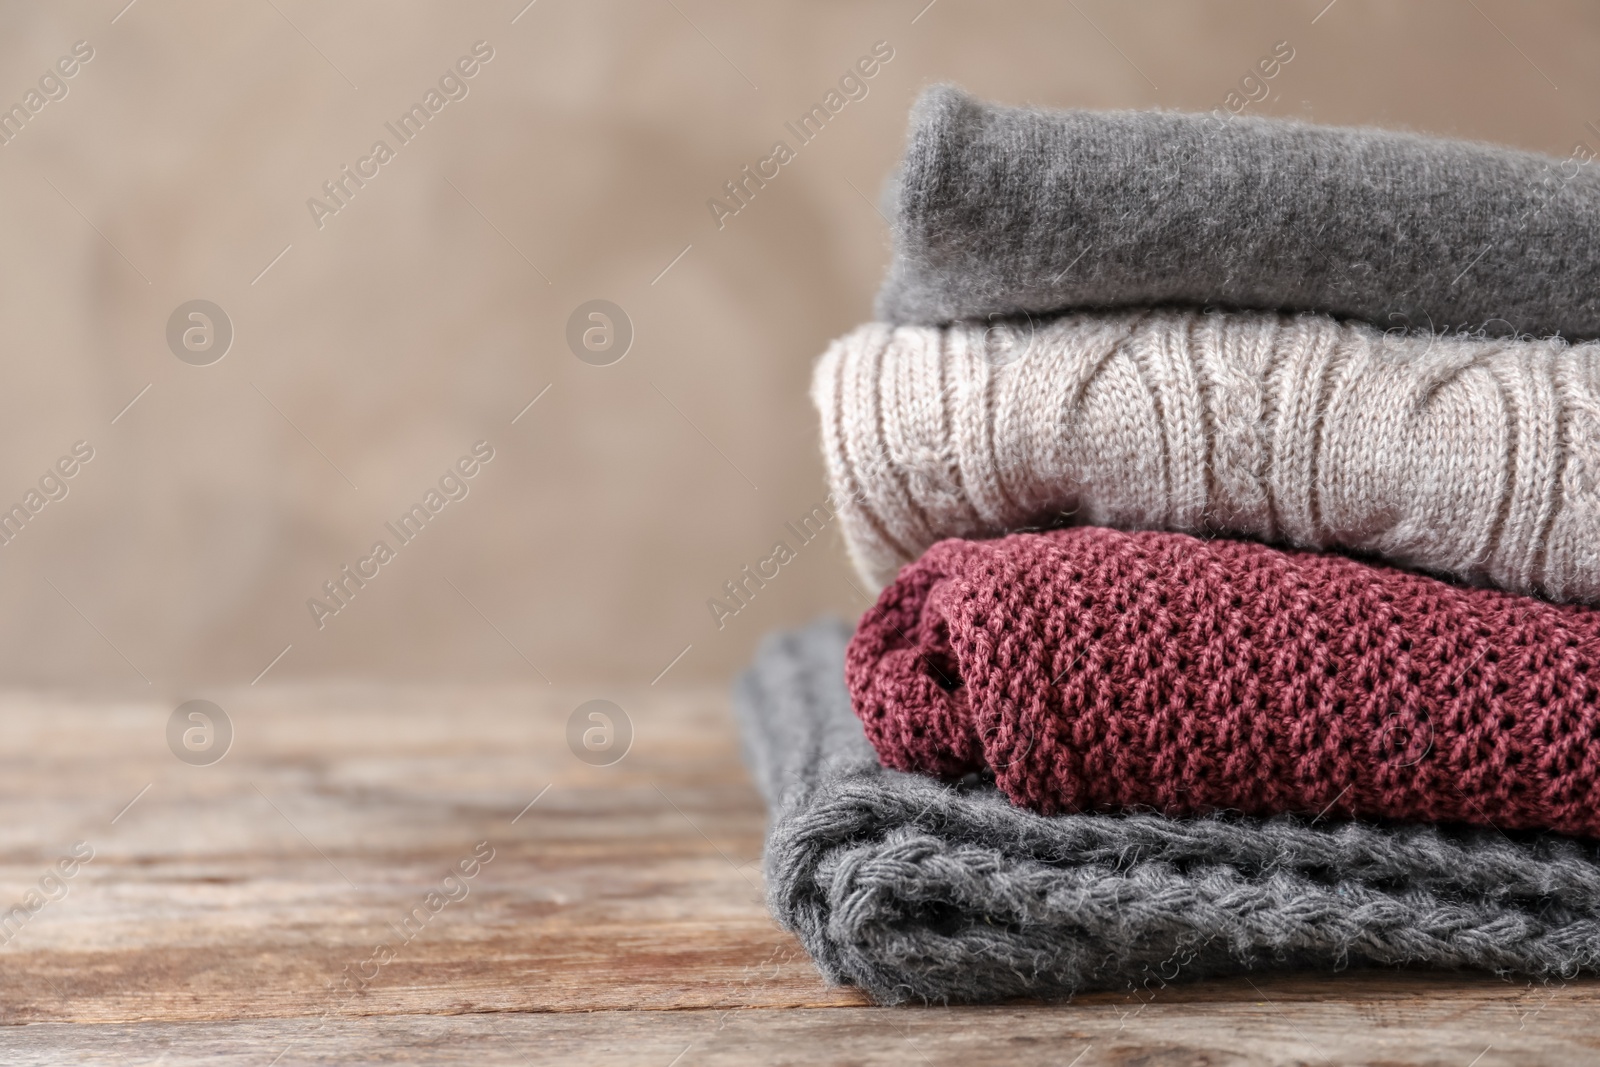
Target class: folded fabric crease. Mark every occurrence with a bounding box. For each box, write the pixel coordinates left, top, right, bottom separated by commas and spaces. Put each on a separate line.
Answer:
736, 621, 1600, 1003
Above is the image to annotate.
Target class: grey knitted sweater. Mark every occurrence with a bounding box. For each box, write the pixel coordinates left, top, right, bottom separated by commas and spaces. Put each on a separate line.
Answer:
876, 86, 1600, 339
736, 620, 1600, 1004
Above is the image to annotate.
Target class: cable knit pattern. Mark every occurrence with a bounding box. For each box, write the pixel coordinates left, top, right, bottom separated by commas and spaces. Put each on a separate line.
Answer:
738, 621, 1600, 1004
813, 309, 1600, 596
876, 86, 1600, 337
846, 527, 1600, 835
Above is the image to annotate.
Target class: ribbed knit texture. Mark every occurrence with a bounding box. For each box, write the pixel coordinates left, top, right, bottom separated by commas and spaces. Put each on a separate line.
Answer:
847, 527, 1600, 835
876, 85, 1600, 338
739, 620, 1600, 1004
813, 309, 1600, 597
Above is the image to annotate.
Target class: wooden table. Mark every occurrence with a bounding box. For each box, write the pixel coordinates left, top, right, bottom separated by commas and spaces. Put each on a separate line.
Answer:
2, 684, 1598, 1065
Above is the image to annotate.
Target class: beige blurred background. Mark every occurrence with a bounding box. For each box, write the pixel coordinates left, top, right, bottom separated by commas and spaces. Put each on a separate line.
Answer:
0, 0, 1597, 695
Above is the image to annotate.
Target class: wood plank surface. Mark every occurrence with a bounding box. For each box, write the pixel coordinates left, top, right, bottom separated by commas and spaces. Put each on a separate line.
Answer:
7, 986, 1600, 1066
1, 684, 1597, 1064
0, 684, 865, 1023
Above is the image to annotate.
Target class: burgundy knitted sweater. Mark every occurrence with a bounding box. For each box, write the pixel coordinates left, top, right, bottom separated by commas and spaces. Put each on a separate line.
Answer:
846, 527, 1600, 835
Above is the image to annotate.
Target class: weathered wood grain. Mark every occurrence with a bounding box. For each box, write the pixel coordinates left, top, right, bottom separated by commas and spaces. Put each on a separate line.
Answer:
1, 684, 1599, 1064
0, 685, 865, 1023
6, 989, 1600, 1067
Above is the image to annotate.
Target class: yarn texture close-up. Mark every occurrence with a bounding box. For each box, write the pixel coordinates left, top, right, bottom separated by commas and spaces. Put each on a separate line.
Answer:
845, 526, 1600, 835
875, 85, 1600, 336
814, 309, 1600, 594
737, 620, 1600, 1004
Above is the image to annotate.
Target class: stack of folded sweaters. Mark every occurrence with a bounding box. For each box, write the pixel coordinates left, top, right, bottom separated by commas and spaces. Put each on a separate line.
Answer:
734, 85, 1600, 1003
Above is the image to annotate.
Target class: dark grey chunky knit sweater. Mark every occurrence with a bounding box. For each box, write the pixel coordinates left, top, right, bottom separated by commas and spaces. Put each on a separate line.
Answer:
875, 86, 1600, 339
735, 620, 1600, 1004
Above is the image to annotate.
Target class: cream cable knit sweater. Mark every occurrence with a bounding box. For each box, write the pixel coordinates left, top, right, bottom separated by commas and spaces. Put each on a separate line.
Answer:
813, 310, 1600, 598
